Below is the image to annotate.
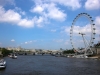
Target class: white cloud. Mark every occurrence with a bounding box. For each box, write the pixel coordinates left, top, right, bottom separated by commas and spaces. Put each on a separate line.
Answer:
63, 23, 94, 36
51, 29, 56, 32
30, 5, 44, 13
33, 0, 81, 10
50, 0, 81, 10
11, 39, 15, 42
63, 26, 70, 34
18, 19, 34, 28
0, 0, 81, 28
24, 40, 37, 44
15, 7, 26, 15
25, 42, 28, 44
85, 0, 100, 10
47, 3, 66, 21
30, 0, 80, 26
95, 16, 100, 34
35, 16, 44, 27
73, 24, 92, 34
0, 6, 34, 28
95, 16, 100, 26
31, 2, 66, 22
62, 16, 100, 36
0, 7, 20, 23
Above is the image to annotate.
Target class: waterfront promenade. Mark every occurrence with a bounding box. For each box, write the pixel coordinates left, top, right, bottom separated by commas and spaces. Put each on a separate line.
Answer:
0, 55, 100, 75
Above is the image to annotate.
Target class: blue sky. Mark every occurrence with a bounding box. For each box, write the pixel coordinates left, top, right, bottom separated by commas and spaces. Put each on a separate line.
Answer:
0, 0, 100, 50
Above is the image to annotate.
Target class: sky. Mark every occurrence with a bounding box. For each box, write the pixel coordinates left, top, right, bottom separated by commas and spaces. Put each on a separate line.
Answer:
0, 0, 100, 50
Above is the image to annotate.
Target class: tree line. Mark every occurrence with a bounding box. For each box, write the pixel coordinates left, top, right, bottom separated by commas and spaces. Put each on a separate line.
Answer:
63, 49, 75, 54
0, 47, 13, 57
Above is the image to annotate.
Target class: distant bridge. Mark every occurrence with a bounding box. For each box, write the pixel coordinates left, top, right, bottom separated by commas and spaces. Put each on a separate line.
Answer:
15, 50, 63, 56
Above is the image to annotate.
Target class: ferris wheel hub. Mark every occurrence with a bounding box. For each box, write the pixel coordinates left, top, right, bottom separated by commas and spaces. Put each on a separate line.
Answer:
79, 32, 85, 35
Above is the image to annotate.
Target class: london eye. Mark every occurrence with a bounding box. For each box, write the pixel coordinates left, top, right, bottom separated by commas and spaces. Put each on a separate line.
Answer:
70, 13, 96, 55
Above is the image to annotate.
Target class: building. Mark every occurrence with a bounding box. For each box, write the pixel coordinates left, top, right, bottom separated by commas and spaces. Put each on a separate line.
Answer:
7, 46, 23, 51
92, 42, 100, 55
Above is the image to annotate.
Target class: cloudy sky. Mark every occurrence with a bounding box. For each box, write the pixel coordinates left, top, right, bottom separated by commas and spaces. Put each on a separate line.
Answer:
0, 0, 100, 50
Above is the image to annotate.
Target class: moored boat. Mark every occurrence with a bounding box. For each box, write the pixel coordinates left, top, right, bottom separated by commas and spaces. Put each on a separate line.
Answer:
0, 59, 6, 69
12, 54, 17, 59
8, 53, 17, 59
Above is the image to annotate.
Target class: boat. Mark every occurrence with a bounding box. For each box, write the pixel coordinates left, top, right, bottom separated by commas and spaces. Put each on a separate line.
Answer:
74, 54, 88, 58
8, 53, 17, 59
0, 59, 6, 69
8, 54, 13, 58
12, 54, 17, 59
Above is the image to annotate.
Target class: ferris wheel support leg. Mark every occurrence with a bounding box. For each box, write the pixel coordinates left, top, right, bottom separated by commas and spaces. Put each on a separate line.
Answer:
81, 35, 87, 55
84, 36, 93, 55
83, 36, 93, 55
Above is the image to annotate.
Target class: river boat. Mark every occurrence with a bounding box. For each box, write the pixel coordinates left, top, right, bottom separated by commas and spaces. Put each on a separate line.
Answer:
8, 54, 13, 58
8, 54, 17, 59
12, 54, 17, 59
74, 54, 88, 58
0, 59, 6, 69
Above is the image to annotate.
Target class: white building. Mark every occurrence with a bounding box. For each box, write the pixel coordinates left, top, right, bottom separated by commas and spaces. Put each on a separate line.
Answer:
7, 46, 23, 51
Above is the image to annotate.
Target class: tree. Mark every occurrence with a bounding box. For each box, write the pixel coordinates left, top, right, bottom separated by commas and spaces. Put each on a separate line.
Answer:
63, 50, 75, 54
1, 48, 13, 57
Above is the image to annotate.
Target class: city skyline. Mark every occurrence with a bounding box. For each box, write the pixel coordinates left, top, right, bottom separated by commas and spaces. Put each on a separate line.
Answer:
0, 0, 100, 50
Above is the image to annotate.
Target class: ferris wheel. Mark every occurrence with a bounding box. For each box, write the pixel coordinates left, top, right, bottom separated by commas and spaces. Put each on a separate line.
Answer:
70, 13, 96, 54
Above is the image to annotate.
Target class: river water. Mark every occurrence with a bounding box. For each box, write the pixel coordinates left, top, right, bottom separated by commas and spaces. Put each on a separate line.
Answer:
0, 55, 100, 75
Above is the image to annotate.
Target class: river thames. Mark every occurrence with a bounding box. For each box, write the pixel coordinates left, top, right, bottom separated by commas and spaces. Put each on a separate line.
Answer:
0, 55, 100, 75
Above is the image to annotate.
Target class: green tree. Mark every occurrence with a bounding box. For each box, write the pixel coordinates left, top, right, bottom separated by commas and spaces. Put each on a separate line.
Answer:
63, 50, 75, 54
1, 48, 13, 57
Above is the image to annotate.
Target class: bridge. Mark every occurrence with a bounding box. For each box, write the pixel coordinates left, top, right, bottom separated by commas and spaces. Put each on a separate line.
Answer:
14, 50, 63, 56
